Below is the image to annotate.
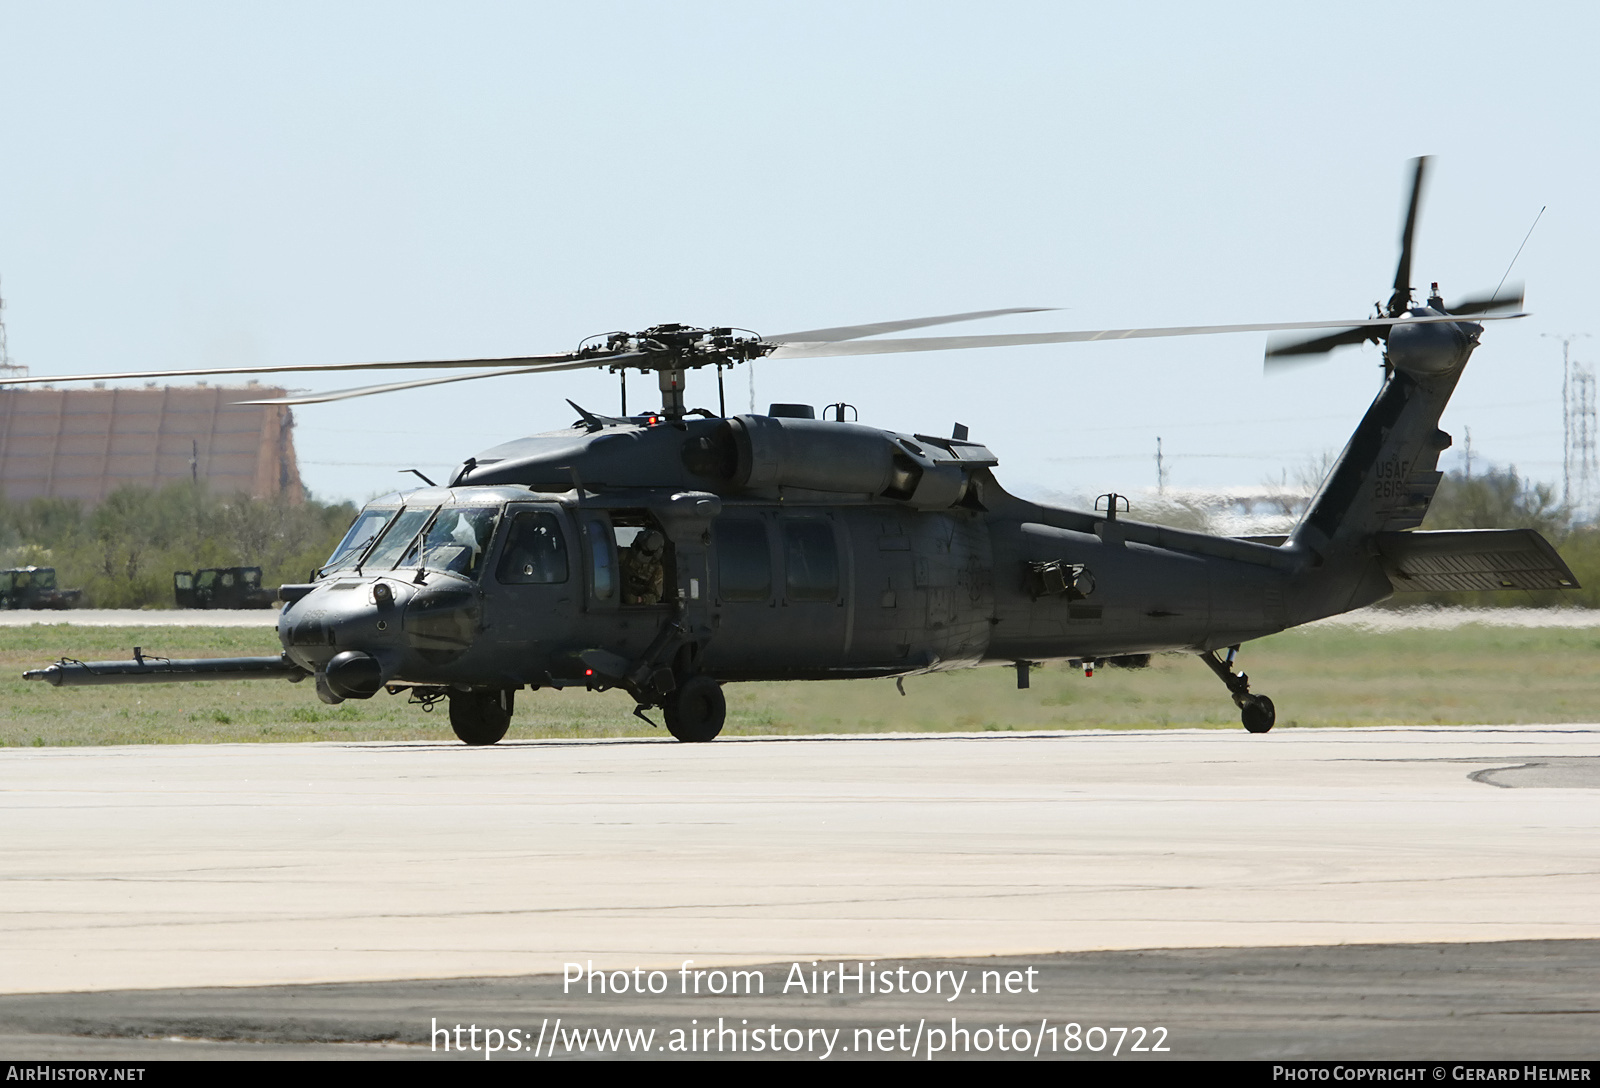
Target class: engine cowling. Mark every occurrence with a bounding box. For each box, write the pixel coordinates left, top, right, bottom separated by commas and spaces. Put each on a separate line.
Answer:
681, 416, 974, 508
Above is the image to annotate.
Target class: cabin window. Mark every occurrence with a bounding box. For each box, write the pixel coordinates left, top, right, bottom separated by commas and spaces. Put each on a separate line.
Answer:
586, 518, 615, 600
715, 519, 771, 602
783, 520, 838, 602
496, 511, 569, 584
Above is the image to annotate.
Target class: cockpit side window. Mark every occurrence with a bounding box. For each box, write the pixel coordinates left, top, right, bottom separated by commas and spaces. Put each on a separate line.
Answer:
495, 511, 569, 584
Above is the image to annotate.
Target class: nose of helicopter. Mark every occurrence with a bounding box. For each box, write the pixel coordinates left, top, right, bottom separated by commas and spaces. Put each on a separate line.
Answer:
278, 577, 413, 679
280, 574, 483, 697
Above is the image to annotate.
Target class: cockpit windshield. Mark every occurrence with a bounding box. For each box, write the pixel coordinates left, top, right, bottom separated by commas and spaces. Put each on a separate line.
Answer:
324, 502, 503, 580
357, 507, 436, 572
323, 507, 398, 574
402, 506, 500, 578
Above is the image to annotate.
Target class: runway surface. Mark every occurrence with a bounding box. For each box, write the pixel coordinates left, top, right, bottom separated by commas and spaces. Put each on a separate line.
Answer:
3, 726, 1597, 1058
4, 726, 1598, 986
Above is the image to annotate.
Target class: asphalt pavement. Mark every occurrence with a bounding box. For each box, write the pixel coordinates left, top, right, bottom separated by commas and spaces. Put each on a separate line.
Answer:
1, 726, 1596, 1059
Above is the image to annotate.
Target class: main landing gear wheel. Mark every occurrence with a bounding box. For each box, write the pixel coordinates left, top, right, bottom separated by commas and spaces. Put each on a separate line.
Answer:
663, 675, 725, 742
448, 689, 514, 745
1240, 694, 1276, 734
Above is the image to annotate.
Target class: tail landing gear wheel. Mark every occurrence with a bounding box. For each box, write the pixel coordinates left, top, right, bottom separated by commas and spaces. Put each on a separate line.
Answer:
663, 675, 725, 742
449, 689, 514, 745
1240, 694, 1276, 734
1200, 648, 1276, 735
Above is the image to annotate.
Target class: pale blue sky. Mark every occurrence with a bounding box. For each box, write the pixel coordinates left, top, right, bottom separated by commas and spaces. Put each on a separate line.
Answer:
1, 2, 1594, 504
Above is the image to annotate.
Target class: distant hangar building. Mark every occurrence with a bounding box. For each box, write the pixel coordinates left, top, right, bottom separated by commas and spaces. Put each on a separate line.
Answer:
0, 383, 303, 505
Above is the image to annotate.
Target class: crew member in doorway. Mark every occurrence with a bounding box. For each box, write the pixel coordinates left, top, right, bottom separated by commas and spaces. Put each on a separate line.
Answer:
622, 530, 666, 605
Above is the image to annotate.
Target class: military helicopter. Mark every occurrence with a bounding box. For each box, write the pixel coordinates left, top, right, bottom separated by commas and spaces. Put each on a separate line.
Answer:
20, 159, 1577, 743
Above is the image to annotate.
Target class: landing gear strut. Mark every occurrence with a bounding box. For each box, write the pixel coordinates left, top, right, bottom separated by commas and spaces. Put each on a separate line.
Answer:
1200, 646, 1276, 734
448, 688, 514, 745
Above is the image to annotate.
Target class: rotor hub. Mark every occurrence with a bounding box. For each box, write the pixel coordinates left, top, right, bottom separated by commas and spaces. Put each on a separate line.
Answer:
578, 325, 770, 419
580, 325, 769, 370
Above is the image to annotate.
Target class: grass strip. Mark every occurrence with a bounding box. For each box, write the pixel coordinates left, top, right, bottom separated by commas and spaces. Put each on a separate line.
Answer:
1, 624, 1596, 747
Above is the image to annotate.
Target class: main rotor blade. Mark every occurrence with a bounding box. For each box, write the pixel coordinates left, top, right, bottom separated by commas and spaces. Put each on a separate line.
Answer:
767, 307, 1053, 345
239, 354, 646, 406
1388, 155, 1430, 316
766, 312, 1524, 360
0, 312, 1054, 387
1446, 282, 1524, 316
0, 352, 595, 388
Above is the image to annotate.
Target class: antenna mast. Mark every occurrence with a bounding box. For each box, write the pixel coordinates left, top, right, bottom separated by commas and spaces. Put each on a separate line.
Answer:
1545, 333, 1594, 511
1572, 362, 1598, 514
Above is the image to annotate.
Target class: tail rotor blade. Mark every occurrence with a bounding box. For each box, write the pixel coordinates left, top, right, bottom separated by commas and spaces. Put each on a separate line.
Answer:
1387, 156, 1430, 316
1445, 282, 1524, 316
1263, 326, 1378, 371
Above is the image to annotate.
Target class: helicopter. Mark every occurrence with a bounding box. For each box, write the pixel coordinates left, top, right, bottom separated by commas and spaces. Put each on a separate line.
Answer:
20, 158, 1578, 743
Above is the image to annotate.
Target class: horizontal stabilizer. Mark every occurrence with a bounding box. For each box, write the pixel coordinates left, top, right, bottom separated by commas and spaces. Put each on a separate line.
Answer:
1374, 529, 1580, 592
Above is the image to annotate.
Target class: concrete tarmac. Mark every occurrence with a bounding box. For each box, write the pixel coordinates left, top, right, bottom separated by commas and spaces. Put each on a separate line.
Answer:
2, 727, 1598, 1058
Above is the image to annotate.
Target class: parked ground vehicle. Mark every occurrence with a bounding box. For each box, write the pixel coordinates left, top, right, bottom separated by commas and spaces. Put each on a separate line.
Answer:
0, 567, 82, 610
174, 567, 276, 609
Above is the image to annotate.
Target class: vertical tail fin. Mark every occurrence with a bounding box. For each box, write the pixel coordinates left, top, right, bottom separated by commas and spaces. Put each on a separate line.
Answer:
1294, 369, 1457, 552
1286, 367, 1461, 620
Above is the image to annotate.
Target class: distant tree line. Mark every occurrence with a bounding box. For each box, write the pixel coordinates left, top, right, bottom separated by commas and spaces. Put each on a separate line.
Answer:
0, 484, 356, 608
